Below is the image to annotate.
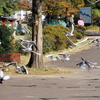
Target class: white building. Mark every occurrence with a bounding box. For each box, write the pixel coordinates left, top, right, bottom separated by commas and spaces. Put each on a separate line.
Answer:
11, 10, 32, 22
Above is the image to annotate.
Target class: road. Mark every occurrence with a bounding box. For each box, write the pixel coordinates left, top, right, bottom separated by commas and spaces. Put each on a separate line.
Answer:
1, 44, 100, 100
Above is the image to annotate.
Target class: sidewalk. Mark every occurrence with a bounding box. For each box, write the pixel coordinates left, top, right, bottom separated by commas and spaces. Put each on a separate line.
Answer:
87, 35, 100, 39
1, 41, 100, 100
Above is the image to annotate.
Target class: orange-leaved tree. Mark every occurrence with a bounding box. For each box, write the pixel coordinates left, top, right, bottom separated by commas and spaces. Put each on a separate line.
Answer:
19, 0, 32, 11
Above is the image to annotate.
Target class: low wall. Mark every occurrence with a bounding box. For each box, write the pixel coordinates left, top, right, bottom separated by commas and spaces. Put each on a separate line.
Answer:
0, 53, 21, 63
86, 31, 100, 36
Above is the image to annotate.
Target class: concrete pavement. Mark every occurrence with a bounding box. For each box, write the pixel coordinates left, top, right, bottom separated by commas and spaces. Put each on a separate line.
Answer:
1, 44, 100, 100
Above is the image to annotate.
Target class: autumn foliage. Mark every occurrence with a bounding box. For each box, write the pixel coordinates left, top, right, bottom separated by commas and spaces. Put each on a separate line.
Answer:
19, 0, 32, 10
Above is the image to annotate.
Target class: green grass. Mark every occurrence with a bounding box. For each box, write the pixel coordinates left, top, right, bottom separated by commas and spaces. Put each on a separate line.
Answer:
3, 66, 74, 75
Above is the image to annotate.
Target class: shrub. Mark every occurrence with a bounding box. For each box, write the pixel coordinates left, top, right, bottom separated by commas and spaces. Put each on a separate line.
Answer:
75, 25, 87, 36
0, 25, 14, 53
43, 24, 84, 54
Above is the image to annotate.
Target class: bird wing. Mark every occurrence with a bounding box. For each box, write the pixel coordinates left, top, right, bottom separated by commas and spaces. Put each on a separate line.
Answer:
90, 38, 98, 43
20, 41, 29, 48
56, 56, 62, 60
46, 55, 53, 58
29, 41, 39, 51
0, 70, 4, 78
65, 35, 77, 46
58, 53, 66, 57
6, 62, 17, 66
31, 51, 41, 55
3, 75, 10, 81
76, 37, 88, 45
20, 65, 28, 74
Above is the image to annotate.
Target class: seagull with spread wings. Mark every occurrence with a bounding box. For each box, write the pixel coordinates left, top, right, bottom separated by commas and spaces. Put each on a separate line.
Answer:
76, 57, 97, 71
46, 55, 57, 61
57, 53, 70, 61
20, 38, 41, 55
0, 70, 10, 84
65, 34, 88, 47
6, 62, 28, 74
90, 38, 100, 48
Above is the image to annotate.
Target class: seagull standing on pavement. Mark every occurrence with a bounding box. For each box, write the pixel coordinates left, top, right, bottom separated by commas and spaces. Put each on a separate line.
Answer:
0, 70, 10, 84
57, 53, 70, 61
76, 57, 97, 71
20, 38, 41, 55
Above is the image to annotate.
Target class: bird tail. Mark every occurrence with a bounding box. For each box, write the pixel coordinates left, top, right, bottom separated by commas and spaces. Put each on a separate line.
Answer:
31, 51, 41, 55
3, 75, 10, 81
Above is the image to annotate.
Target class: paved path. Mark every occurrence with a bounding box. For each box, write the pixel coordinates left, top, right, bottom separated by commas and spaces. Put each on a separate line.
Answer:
1, 44, 100, 100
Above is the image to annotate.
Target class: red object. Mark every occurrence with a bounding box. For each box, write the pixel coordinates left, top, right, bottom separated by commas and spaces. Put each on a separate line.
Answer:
2, 22, 6, 25
0, 53, 21, 63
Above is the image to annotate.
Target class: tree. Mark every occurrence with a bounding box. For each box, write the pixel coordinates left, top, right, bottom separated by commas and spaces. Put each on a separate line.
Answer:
19, 0, 84, 69
43, 0, 84, 15
27, 0, 45, 69
19, 0, 32, 11
0, 0, 19, 16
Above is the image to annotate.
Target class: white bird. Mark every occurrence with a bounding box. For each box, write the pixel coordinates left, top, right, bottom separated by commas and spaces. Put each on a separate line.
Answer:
20, 65, 29, 74
20, 38, 41, 55
46, 55, 57, 61
57, 53, 70, 61
76, 57, 97, 71
0, 70, 10, 84
65, 34, 88, 46
6, 62, 29, 74
90, 38, 100, 48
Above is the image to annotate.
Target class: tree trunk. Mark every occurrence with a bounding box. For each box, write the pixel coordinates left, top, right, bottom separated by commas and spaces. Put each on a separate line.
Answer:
27, 0, 45, 69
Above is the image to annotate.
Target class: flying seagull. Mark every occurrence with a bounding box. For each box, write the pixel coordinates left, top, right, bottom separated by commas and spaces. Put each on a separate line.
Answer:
20, 38, 41, 55
90, 38, 100, 48
0, 70, 10, 84
65, 34, 88, 46
76, 57, 97, 71
6, 62, 28, 74
57, 53, 70, 61
46, 55, 57, 61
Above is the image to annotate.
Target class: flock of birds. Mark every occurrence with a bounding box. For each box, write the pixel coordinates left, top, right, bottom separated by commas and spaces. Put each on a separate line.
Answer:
46, 32, 100, 73
0, 38, 41, 84
0, 32, 100, 84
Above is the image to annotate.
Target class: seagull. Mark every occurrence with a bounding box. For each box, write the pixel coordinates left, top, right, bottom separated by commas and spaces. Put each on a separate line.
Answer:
65, 34, 88, 46
46, 55, 57, 61
57, 53, 70, 61
20, 65, 28, 74
90, 38, 100, 48
76, 57, 97, 71
20, 38, 41, 55
0, 70, 10, 84
6, 62, 29, 74
6, 62, 21, 73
